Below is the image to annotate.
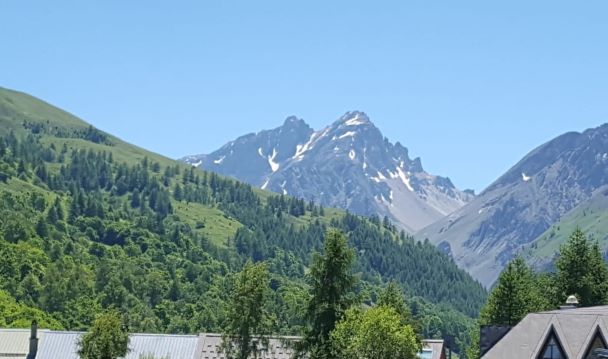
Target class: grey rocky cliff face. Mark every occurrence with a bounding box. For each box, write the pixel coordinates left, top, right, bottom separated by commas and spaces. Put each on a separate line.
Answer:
417, 123, 608, 287
182, 111, 473, 232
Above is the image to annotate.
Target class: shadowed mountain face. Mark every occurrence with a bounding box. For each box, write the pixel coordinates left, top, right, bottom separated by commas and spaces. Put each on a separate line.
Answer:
417, 124, 608, 287
182, 111, 473, 232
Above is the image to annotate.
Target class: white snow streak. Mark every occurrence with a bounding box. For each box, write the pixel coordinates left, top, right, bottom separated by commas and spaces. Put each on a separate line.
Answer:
370, 171, 387, 183
396, 167, 414, 192
344, 114, 366, 126
192, 160, 202, 167
293, 132, 318, 160
349, 149, 356, 160
258, 147, 264, 157
213, 156, 226, 164
522, 173, 531, 182
268, 148, 280, 172
261, 179, 269, 190
338, 131, 356, 139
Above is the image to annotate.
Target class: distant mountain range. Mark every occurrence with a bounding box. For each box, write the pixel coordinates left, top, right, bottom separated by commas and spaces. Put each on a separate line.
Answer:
417, 124, 608, 286
0, 86, 487, 336
184, 116, 608, 287
182, 111, 473, 232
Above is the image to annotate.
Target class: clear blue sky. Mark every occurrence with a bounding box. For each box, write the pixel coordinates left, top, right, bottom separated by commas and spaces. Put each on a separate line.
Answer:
1, 1, 607, 192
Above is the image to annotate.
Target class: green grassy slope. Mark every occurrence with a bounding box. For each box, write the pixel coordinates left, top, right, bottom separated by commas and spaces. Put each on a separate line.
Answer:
523, 187, 608, 269
0, 86, 485, 352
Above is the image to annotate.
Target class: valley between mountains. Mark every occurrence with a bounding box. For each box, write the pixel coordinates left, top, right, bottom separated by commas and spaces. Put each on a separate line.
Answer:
184, 114, 608, 287
0, 87, 484, 352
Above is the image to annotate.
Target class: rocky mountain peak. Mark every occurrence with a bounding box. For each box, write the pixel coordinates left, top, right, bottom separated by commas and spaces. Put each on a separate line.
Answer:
417, 122, 608, 287
335, 111, 371, 126
182, 112, 473, 232
282, 116, 311, 131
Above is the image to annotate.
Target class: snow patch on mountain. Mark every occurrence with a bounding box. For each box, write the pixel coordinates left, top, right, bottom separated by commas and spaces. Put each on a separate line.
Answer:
396, 167, 414, 192
182, 111, 473, 234
344, 114, 367, 126
294, 132, 318, 160
349, 149, 356, 160
213, 156, 226, 164
268, 148, 280, 172
338, 131, 356, 140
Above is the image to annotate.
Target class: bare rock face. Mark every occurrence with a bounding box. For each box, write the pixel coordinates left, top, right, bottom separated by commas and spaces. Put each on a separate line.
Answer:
417, 124, 608, 287
182, 111, 472, 233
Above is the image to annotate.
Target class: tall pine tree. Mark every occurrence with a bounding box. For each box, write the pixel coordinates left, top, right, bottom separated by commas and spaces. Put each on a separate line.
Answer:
298, 230, 358, 359
480, 258, 546, 326
555, 228, 608, 307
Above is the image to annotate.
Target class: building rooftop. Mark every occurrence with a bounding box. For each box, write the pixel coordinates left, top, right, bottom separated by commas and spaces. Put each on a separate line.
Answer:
37, 331, 199, 359
418, 339, 445, 359
195, 333, 299, 359
482, 306, 608, 358
0, 328, 41, 359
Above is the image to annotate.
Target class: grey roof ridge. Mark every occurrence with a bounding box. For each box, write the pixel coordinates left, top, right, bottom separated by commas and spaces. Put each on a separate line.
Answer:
554, 315, 575, 358
579, 316, 606, 358
41, 330, 198, 337
200, 333, 302, 340
530, 315, 557, 358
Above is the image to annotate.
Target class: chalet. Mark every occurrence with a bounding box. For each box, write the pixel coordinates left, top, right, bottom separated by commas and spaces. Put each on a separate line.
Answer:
481, 297, 608, 359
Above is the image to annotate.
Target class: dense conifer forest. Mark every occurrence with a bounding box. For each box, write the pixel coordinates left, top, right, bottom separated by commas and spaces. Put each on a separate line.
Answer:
0, 88, 486, 353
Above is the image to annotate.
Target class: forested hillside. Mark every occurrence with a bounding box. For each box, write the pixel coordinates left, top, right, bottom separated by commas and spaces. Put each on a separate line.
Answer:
0, 87, 485, 351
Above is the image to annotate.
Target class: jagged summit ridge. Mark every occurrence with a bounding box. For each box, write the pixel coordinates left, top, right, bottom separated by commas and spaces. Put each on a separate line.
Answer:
182, 112, 473, 232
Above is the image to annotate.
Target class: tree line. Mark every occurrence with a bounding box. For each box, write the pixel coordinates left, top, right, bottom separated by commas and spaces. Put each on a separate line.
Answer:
464, 228, 608, 358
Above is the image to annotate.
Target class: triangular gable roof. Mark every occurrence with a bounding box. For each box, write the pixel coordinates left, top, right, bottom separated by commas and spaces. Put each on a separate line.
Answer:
482, 313, 553, 358
482, 307, 608, 359
576, 317, 608, 359
532, 324, 568, 359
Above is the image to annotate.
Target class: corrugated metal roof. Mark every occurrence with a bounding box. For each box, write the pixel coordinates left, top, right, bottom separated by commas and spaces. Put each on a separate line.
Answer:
126, 333, 199, 359
0, 329, 37, 359
37, 331, 199, 359
195, 333, 299, 359
36, 331, 80, 359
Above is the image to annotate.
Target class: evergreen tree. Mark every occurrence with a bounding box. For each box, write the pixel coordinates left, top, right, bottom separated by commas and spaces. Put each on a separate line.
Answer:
480, 258, 545, 326
555, 228, 608, 306
299, 230, 358, 359
378, 282, 420, 339
378, 282, 410, 321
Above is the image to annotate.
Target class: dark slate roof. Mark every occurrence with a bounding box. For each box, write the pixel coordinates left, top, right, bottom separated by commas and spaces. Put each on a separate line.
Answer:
482, 306, 608, 359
